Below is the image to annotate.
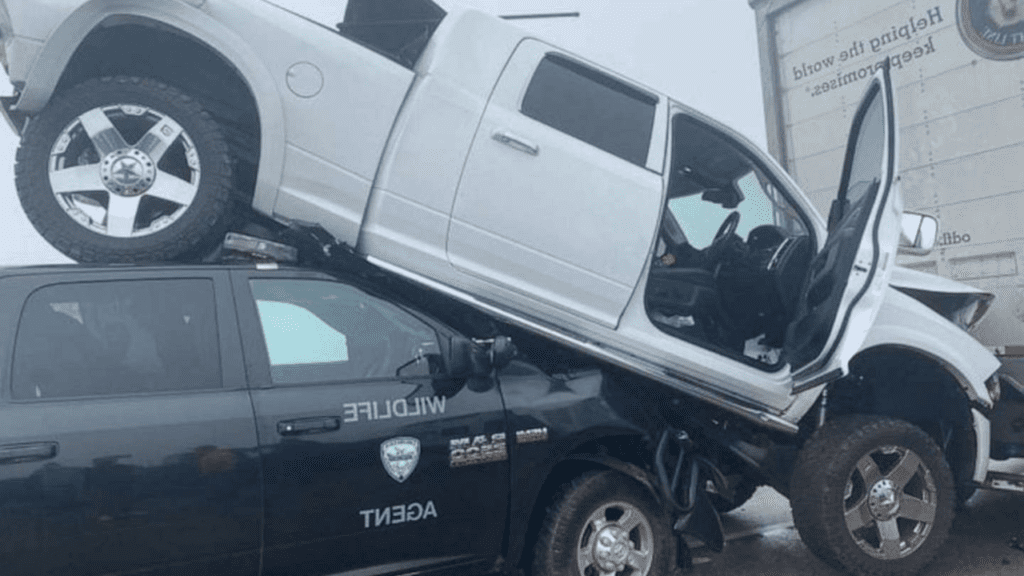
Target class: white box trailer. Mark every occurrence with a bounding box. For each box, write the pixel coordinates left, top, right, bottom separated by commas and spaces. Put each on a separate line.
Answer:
749, 0, 1024, 350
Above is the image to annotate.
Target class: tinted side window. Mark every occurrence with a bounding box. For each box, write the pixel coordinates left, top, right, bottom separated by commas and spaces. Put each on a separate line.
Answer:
522, 54, 657, 166
251, 279, 441, 385
12, 279, 221, 400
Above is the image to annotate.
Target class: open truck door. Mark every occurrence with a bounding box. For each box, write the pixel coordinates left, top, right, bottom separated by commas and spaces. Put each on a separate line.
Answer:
786, 63, 902, 388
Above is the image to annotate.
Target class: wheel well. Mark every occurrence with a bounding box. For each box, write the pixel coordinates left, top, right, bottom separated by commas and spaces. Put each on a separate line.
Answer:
516, 436, 654, 573
54, 20, 261, 201
826, 346, 977, 492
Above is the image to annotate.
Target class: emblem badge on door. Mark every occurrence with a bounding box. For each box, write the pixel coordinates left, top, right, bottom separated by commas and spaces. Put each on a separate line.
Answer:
380, 437, 420, 483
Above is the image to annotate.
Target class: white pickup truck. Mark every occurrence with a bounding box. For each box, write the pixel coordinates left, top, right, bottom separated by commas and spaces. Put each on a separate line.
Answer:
0, 2, 1018, 575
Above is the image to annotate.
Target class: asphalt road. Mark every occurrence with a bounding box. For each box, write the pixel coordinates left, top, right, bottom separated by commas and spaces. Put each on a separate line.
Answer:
688, 486, 1024, 575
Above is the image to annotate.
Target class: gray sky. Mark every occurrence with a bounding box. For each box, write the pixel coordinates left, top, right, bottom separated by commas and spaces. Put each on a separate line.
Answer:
0, 0, 766, 266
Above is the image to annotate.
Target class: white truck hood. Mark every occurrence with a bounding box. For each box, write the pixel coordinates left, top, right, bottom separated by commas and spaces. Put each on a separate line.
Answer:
889, 265, 990, 296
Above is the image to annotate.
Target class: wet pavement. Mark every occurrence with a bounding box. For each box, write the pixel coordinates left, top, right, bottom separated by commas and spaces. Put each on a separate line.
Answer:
686, 486, 1024, 575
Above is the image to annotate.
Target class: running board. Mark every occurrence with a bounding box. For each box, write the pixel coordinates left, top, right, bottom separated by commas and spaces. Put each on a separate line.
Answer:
981, 471, 1024, 493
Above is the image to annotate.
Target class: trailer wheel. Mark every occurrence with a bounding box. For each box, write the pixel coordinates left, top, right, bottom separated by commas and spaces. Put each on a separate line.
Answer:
791, 415, 955, 576
532, 470, 675, 576
16, 76, 235, 263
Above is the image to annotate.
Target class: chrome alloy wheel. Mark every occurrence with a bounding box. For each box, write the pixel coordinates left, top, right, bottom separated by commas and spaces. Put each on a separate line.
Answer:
576, 501, 654, 576
843, 445, 938, 560
48, 104, 201, 238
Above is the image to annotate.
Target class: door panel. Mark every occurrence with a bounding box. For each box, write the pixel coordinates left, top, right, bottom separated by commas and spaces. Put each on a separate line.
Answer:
449, 39, 665, 328
234, 274, 509, 576
786, 64, 901, 381
0, 274, 259, 576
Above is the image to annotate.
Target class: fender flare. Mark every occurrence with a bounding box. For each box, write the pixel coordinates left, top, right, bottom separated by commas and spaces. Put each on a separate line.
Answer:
16, 0, 285, 214
843, 289, 997, 483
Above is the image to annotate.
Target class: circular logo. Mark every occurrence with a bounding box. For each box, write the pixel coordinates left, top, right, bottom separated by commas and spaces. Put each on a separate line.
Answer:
100, 148, 155, 196
112, 157, 144, 186
958, 0, 1024, 59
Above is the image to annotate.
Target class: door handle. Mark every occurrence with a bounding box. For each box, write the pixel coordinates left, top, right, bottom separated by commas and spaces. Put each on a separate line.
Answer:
278, 417, 341, 436
492, 130, 540, 156
0, 442, 59, 464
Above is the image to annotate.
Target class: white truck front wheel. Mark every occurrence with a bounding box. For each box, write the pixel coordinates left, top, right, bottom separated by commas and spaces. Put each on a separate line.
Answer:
791, 415, 955, 576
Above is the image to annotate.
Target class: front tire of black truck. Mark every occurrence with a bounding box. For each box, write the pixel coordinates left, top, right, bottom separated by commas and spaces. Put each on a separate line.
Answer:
16, 76, 236, 263
532, 469, 676, 576
790, 415, 955, 576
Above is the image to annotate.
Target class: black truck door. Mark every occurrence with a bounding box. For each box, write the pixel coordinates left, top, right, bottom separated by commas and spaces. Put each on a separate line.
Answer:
0, 271, 260, 576
232, 271, 510, 576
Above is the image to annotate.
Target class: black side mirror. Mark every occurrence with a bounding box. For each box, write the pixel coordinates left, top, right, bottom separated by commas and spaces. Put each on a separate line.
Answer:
447, 335, 518, 377
447, 336, 491, 377
489, 335, 517, 370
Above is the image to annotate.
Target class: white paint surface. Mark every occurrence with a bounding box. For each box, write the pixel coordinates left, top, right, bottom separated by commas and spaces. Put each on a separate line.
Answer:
0, 0, 766, 267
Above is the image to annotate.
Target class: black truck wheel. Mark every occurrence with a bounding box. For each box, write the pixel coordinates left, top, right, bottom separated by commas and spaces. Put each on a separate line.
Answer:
15, 76, 235, 263
791, 415, 955, 576
532, 470, 675, 576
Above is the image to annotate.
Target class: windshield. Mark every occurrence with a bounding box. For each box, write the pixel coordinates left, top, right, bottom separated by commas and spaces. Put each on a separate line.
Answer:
667, 169, 805, 249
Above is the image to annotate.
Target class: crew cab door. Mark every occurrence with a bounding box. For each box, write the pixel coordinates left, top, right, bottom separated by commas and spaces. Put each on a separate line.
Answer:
785, 65, 901, 385
232, 270, 510, 576
0, 270, 260, 576
448, 39, 666, 328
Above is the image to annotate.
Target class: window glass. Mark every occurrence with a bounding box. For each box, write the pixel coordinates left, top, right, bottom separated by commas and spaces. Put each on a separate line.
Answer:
12, 279, 221, 400
668, 170, 806, 249
251, 279, 441, 385
664, 113, 808, 249
843, 86, 885, 208
522, 54, 657, 166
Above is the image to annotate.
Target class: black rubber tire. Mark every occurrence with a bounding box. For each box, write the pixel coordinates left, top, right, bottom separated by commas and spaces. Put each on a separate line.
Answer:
532, 469, 675, 576
709, 474, 760, 514
16, 76, 235, 263
790, 415, 955, 576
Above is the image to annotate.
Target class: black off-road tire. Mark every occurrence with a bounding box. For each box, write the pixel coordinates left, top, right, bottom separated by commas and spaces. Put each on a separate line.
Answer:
532, 469, 675, 576
791, 415, 955, 576
16, 76, 235, 263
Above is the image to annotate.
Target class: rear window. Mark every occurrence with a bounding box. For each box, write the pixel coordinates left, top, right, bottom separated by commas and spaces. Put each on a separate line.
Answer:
12, 279, 221, 400
522, 54, 657, 166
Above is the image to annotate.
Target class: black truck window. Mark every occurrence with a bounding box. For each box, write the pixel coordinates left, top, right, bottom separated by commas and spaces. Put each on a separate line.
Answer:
12, 279, 221, 400
250, 279, 441, 385
522, 53, 657, 166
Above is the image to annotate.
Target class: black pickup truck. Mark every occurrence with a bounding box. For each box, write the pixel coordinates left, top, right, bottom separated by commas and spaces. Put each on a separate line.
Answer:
0, 242, 724, 576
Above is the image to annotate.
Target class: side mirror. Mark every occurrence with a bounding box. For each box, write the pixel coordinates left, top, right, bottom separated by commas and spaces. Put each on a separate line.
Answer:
898, 212, 938, 256
489, 336, 517, 370
446, 336, 518, 377
447, 336, 489, 377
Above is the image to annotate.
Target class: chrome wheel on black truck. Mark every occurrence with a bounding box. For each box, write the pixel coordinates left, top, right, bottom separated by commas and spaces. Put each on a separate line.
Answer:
532, 470, 675, 576
791, 415, 955, 576
15, 76, 234, 263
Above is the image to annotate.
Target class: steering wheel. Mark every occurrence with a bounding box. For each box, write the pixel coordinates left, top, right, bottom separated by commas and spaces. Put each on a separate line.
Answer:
705, 211, 741, 278
708, 211, 740, 255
